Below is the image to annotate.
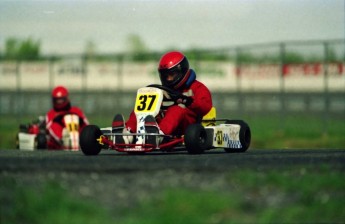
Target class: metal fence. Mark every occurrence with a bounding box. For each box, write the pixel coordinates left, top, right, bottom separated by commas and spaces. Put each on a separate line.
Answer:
1, 39, 344, 124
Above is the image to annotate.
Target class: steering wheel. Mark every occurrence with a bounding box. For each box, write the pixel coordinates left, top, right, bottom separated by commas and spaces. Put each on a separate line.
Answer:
146, 84, 184, 101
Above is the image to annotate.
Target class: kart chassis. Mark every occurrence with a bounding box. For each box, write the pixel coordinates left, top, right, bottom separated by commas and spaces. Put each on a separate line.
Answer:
80, 85, 251, 155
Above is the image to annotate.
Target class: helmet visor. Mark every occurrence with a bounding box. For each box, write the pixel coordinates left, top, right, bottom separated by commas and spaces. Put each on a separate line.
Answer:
53, 97, 68, 107
159, 66, 184, 87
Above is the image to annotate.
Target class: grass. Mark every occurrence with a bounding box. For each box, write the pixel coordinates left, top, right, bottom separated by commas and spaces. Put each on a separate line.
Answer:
1, 114, 344, 149
1, 166, 344, 224
0, 178, 114, 224
1, 114, 344, 223
115, 166, 344, 224
241, 114, 345, 149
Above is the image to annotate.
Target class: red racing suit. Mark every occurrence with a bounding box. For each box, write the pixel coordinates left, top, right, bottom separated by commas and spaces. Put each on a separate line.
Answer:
45, 107, 89, 149
125, 80, 213, 135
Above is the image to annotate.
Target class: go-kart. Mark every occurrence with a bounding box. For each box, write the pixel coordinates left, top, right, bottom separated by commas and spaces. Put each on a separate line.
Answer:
16, 116, 47, 150
49, 113, 83, 151
80, 84, 251, 155
16, 113, 82, 151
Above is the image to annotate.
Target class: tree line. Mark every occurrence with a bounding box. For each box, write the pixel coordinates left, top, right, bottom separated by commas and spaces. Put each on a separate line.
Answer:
0, 37, 343, 63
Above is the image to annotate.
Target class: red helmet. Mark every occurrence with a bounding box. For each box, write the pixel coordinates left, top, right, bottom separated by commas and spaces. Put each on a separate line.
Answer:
52, 86, 70, 110
158, 51, 190, 89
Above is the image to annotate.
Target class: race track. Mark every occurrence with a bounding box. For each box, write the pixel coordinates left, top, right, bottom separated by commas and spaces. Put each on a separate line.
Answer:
1, 148, 344, 171
1, 148, 344, 209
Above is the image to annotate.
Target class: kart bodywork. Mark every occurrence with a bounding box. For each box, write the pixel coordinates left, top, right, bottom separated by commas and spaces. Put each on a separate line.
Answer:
80, 85, 251, 155
16, 116, 47, 150
16, 114, 81, 151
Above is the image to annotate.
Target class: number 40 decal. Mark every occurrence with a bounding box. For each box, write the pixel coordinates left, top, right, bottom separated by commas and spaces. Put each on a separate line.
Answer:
135, 94, 157, 112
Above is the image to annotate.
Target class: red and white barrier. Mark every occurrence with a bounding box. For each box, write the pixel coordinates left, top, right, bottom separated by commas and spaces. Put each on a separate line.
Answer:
0, 61, 344, 92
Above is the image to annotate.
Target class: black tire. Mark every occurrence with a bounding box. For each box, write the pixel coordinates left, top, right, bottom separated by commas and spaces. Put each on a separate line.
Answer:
15, 134, 20, 149
224, 120, 251, 153
184, 124, 209, 154
80, 125, 102, 156
36, 133, 47, 150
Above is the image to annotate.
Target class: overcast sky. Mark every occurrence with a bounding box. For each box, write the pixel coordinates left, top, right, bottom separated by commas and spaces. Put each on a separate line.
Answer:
0, 0, 344, 55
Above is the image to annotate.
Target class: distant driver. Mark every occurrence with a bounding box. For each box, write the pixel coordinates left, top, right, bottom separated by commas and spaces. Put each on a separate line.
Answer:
46, 86, 89, 149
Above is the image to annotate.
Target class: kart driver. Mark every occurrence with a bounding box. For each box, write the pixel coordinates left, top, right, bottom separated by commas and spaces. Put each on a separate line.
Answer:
46, 85, 89, 149
113, 51, 213, 145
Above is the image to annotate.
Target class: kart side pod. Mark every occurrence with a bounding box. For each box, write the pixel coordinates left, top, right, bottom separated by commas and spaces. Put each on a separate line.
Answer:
199, 107, 251, 153
184, 120, 251, 154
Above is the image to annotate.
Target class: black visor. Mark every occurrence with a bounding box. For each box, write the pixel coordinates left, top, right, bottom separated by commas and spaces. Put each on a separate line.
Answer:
53, 97, 68, 106
159, 67, 184, 87
158, 57, 189, 88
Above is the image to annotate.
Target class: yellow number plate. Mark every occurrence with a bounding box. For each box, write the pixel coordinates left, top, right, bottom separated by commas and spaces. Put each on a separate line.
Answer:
64, 114, 79, 133
134, 93, 159, 113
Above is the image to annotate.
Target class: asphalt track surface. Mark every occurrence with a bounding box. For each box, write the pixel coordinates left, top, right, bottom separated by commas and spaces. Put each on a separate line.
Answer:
1, 148, 344, 172
1, 148, 344, 209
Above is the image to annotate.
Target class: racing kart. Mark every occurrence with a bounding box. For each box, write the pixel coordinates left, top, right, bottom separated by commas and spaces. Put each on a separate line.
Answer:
16, 116, 47, 150
16, 113, 82, 151
80, 84, 251, 155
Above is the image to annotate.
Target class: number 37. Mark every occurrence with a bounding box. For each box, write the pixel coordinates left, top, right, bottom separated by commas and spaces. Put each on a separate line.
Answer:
136, 94, 157, 111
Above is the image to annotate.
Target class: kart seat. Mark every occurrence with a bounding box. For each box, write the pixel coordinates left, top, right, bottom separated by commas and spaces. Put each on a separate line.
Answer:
201, 107, 216, 127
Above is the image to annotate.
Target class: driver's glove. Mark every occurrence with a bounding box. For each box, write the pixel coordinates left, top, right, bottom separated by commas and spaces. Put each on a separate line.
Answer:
176, 95, 193, 107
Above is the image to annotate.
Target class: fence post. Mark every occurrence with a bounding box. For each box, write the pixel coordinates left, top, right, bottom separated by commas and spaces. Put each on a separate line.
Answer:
48, 57, 55, 91
235, 47, 243, 115
82, 54, 87, 91
323, 42, 329, 135
117, 54, 124, 93
116, 54, 124, 110
15, 59, 22, 118
279, 43, 286, 133
81, 54, 88, 111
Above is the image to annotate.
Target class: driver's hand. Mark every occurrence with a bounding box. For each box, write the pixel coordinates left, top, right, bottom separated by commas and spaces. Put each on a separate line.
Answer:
176, 95, 193, 107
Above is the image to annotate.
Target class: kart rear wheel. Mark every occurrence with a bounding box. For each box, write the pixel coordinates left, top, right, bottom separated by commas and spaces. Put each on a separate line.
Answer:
36, 133, 47, 150
80, 125, 102, 156
224, 120, 251, 153
184, 124, 209, 154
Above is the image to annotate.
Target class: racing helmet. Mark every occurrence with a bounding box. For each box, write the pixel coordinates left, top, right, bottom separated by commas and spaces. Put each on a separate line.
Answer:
52, 86, 70, 110
158, 51, 191, 89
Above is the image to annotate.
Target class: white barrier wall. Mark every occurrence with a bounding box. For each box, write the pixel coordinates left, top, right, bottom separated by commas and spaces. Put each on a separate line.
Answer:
0, 61, 344, 92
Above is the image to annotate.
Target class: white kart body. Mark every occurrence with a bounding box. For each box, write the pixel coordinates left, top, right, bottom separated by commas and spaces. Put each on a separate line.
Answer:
205, 124, 242, 149
62, 114, 80, 151
101, 87, 165, 151
18, 133, 37, 151
133, 86, 164, 147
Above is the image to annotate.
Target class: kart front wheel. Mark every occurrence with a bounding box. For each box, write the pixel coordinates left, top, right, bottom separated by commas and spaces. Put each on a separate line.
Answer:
224, 120, 251, 153
184, 124, 209, 154
80, 125, 102, 156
